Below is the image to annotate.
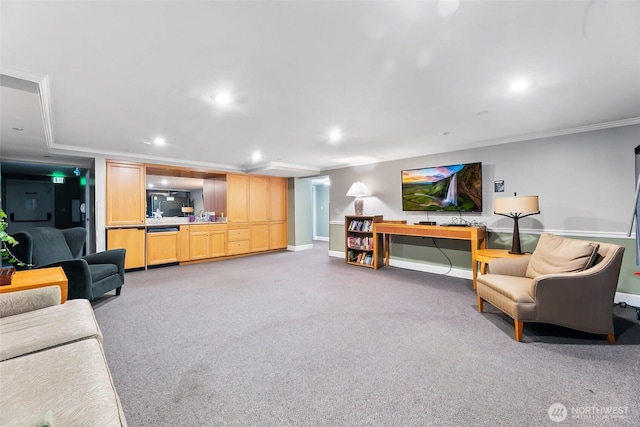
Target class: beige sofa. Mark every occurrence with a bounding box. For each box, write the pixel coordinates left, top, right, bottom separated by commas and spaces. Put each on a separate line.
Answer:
476, 233, 625, 342
0, 286, 127, 426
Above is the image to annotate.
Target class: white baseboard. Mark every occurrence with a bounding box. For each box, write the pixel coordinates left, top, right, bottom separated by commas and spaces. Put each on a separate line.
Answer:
332, 251, 640, 302
390, 259, 472, 280
330, 251, 471, 279
329, 250, 343, 258
313, 236, 329, 242
614, 291, 640, 307
287, 244, 314, 252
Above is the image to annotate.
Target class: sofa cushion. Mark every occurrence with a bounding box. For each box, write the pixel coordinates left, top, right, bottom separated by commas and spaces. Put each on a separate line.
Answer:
476, 274, 535, 303
0, 299, 101, 361
1, 410, 53, 427
0, 338, 126, 426
526, 233, 599, 279
0, 286, 61, 318
88, 264, 118, 282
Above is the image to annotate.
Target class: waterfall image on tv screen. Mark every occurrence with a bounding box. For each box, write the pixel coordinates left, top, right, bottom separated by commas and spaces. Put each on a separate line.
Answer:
401, 162, 483, 212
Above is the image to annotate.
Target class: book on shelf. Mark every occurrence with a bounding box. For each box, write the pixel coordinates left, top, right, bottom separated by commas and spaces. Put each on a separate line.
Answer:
348, 219, 374, 232
347, 236, 373, 250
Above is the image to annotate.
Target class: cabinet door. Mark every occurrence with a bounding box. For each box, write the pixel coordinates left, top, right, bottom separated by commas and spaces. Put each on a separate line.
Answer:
249, 176, 269, 222
179, 226, 190, 261
269, 222, 287, 249
250, 223, 269, 252
189, 231, 210, 260
209, 231, 227, 258
106, 161, 146, 225
227, 174, 249, 222
107, 228, 145, 269
269, 177, 287, 221
146, 232, 180, 266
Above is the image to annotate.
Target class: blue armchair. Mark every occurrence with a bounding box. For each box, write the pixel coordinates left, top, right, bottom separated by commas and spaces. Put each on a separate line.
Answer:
12, 227, 126, 300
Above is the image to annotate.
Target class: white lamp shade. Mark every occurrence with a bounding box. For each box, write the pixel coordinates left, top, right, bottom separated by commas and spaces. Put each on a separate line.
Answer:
494, 196, 539, 214
346, 181, 371, 197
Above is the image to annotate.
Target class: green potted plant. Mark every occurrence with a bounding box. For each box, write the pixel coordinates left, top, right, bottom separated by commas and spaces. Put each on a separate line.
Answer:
1, 208, 31, 285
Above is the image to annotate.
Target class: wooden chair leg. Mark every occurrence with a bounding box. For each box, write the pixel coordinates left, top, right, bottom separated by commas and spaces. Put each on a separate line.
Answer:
606, 334, 615, 344
514, 320, 524, 342
477, 295, 484, 313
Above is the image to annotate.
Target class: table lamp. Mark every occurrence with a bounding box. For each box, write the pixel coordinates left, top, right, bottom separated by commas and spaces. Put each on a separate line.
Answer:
346, 181, 371, 216
494, 195, 540, 254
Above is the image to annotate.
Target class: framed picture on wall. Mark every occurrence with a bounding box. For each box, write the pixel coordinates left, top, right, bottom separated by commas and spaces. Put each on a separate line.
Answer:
494, 180, 505, 193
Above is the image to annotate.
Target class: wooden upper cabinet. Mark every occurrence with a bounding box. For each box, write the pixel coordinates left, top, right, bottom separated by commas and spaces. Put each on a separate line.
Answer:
226, 173, 249, 222
249, 176, 269, 222
106, 161, 145, 225
268, 177, 287, 221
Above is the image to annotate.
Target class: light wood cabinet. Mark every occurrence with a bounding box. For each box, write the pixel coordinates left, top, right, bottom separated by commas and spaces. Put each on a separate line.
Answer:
209, 232, 226, 257
179, 226, 190, 261
250, 223, 269, 252
189, 230, 210, 260
107, 228, 145, 269
228, 224, 250, 255
189, 224, 227, 260
249, 176, 269, 222
248, 177, 287, 251
269, 222, 287, 249
106, 161, 146, 225
146, 231, 180, 266
250, 221, 287, 252
268, 177, 287, 222
227, 174, 249, 222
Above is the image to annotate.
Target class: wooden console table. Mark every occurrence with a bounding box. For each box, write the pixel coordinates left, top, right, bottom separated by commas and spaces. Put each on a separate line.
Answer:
0, 267, 68, 303
372, 224, 487, 288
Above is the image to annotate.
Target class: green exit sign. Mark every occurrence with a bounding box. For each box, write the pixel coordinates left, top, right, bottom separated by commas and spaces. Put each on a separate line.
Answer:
52, 176, 65, 184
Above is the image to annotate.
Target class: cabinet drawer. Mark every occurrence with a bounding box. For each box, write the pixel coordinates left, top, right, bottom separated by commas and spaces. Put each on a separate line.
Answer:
227, 240, 250, 255
228, 229, 250, 241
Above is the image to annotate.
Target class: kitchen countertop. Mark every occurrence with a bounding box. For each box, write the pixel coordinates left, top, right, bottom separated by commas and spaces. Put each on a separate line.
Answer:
106, 218, 228, 229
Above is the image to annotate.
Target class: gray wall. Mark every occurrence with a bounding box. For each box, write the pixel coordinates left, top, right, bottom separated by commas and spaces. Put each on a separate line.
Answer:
293, 178, 313, 247
327, 124, 640, 296
313, 184, 330, 238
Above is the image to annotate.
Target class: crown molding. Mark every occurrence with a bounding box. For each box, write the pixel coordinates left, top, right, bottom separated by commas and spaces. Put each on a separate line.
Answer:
1, 67, 54, 150
320, 118, 640, 172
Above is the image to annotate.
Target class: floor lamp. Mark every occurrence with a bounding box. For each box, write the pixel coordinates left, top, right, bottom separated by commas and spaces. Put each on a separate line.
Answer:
494, 195, 540, 254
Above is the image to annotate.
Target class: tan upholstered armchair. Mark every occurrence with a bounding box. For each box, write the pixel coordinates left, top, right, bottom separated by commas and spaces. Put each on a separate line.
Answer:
476, 233, 625, 342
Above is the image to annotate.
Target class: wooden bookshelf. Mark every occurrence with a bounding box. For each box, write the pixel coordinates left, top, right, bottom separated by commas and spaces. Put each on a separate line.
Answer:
345, 215, 383, 268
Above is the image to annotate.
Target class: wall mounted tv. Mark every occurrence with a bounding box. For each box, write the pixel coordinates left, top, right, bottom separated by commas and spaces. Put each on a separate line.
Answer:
401, 162, 483, 212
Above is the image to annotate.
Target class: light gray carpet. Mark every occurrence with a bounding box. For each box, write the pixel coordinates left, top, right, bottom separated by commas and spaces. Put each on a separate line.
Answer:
93, 242, 640, 426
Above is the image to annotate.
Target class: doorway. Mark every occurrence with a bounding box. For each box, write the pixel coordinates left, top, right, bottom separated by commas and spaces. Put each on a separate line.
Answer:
311, 176, 330, 241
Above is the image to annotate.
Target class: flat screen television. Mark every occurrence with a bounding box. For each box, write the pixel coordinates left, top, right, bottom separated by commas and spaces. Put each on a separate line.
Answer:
401, 162, 482, 212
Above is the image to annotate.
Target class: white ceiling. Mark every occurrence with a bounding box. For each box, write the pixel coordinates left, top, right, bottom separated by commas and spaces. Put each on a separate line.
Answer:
1, 1, 640, 178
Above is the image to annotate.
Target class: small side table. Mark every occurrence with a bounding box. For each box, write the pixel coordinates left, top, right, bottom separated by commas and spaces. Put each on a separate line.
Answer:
0, 267, 68, 303
474, 249, 527, 289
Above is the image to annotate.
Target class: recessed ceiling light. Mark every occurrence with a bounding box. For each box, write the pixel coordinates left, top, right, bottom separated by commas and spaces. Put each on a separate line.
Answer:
148, 184, 154, 188
161, 179, 168, 185
252, 151, 262, 162
12, 127, 24, 131
140, 141, 152, 145
328, 128, 343, 143
153, 137, 166, 145
510, 79, 530, 93
212, 91, 233, 107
